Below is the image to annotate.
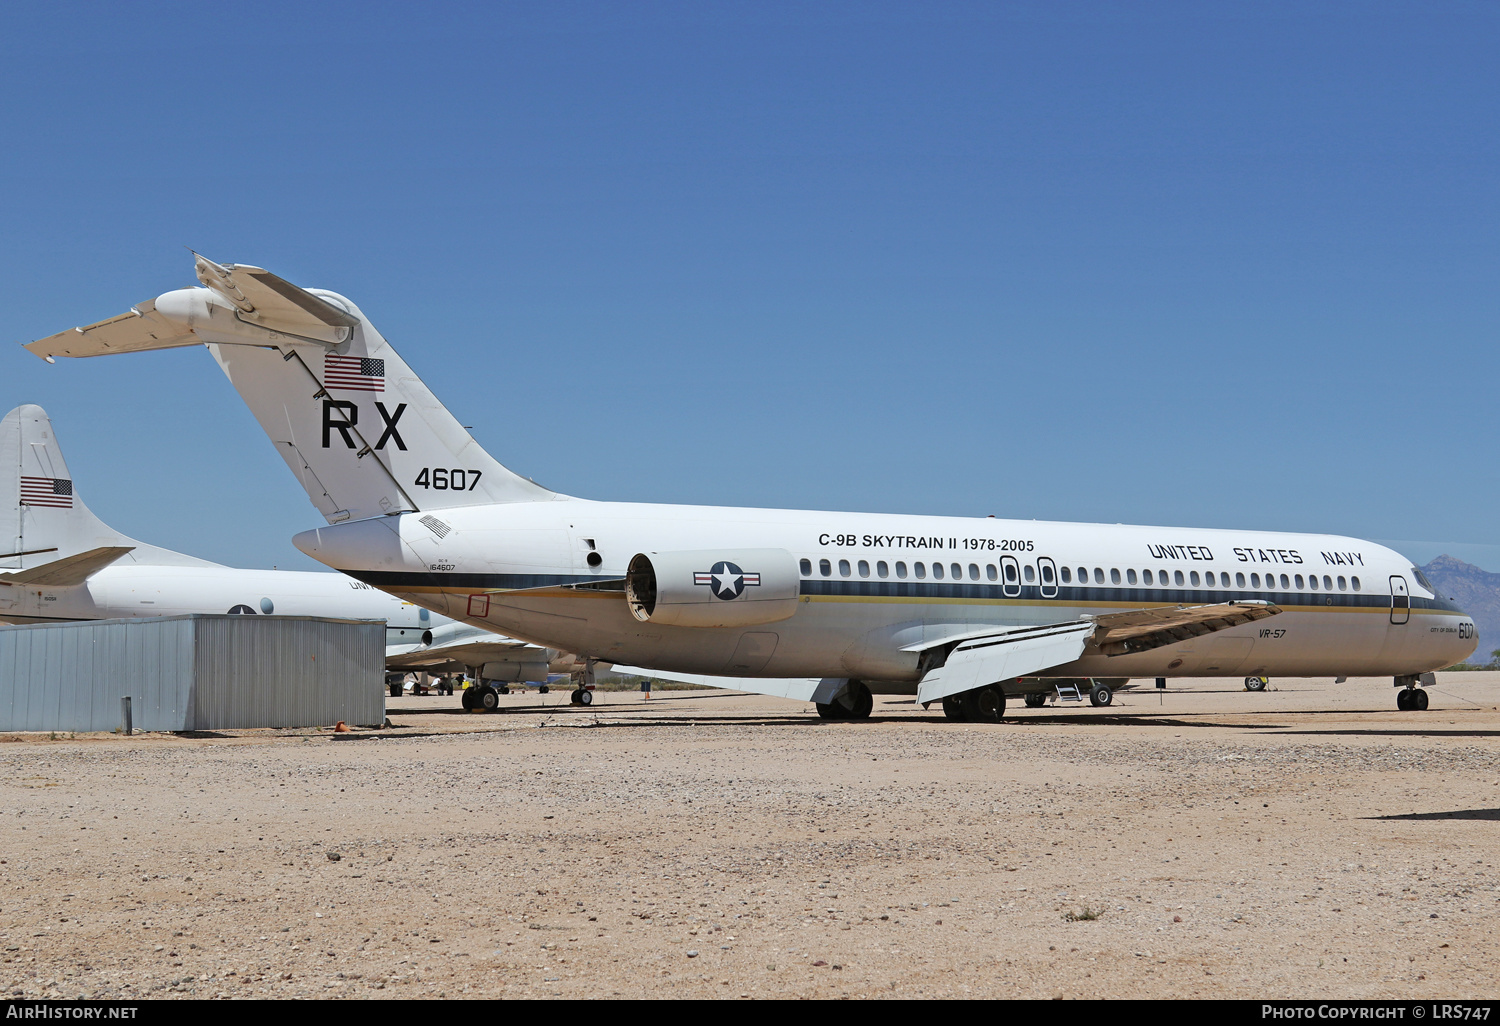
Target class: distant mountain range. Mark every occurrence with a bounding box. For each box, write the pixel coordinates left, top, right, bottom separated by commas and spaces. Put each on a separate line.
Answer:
1419, 555, 1500, 664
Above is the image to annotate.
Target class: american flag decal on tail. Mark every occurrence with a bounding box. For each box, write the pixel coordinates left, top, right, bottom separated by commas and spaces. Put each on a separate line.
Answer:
20, 476, 73, 508
324, 355, 385, 392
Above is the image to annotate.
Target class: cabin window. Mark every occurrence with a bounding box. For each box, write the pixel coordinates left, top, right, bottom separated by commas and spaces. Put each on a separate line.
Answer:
1143, 569, 1153, 585
1250, 573, 1261, 588
1337, 575, 1347, 591
1094, 568, 1105, 584
1351, 576, 1361, 591
1189, 571, 1200, 587
1236, 572, 1246, 588
1126, 568, 1137, 585
915, 562, 926, 579
1309, 574, 1319, 590
877, 560, 889, 578
951, 563, 963, 580
1294, 574, 1304, 589
931, 562, 944, 580
1061, 567, 1072, 583
1110, 568, 1121, 585
896, 561, 908, 579
987, 564, 998, 581
1077, 567, 1088, 583
1323, 575, 1333, 591
1174, 570, 1185, 586
858, 560, 870, 578
1041, 564, 1054, 584
819, 559, 832, 577
1005, 563, 1018, 583
1203, 572, 1215, 588
1022, 564, 1034, 583
970, 564, 981, 581
800, 558, 812, 576
1280, 574, 1289, 589
839, 559, 851, 577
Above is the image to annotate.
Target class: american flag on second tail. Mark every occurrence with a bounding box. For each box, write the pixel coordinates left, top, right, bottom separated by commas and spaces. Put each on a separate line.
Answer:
323, 355, 385, 392
20, 476, 73, 508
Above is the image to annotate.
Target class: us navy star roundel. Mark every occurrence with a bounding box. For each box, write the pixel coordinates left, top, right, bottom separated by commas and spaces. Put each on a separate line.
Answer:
693, 561, 762, 600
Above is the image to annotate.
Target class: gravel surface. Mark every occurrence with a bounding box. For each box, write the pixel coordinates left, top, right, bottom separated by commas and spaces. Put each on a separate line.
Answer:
1, 674, 1497, 1000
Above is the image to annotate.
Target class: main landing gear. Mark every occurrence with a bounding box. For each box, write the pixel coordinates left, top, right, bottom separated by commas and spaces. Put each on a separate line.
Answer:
461, 683, 504, 713
569, 657, 598, 707
816, 680, 874, 720
933, 684, 1006, 723
1394, 674, 1432, 712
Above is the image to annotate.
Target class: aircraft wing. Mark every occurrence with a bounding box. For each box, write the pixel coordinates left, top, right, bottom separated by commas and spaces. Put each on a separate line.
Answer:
1089, 601, 1280, 655
0, 546, 135, 587
27, 299, 200, 360
607, 665, 826, 702
386, 636, 542, 671
914, 621, 1096, 705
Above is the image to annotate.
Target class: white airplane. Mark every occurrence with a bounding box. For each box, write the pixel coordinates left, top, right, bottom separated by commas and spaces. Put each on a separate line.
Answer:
25, 255, 1477, 718
0, 402, 572, 704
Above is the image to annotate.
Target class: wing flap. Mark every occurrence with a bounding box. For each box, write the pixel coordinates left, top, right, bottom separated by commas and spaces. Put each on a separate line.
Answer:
1090, 601, 1280, 655
0, 546, 134, 587
916, 621, 1095, 705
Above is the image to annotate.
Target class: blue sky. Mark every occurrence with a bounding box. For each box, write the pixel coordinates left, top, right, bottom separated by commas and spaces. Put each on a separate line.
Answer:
2, 1, 1497, 570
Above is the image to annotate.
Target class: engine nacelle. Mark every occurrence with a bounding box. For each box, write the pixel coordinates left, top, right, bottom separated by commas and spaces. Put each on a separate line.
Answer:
481, 659, 550, 683
625, 548, 800, 628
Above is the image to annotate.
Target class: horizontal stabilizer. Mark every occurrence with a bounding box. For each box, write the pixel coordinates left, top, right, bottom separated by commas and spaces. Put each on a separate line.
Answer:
608, 665, 824, 702
26, 299, 199, 361
0, 546, 134, 587
1090, 601, 1280, 655
916, 621, 1095, 705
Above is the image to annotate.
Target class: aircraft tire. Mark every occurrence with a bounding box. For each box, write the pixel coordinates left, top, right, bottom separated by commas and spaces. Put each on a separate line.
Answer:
1089, 683, 1113, 707
962, 685, 1005, 724
539, 685, 549, 694
479, 687, 501, 713
1023, 693, 1046, 708
815, 702, 847, 720
579, 689, 593, 706
460, 688, 476, 712
389, 681, 403, 698
1245, 677, 1268, 692
1396, 689, 1413, 711
940, 695, 965, 721
846, 681, 874, 719
1414, 688, 1429, 711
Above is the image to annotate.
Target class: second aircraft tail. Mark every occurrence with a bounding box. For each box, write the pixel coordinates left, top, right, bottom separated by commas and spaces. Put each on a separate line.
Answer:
0, 404, 217, 572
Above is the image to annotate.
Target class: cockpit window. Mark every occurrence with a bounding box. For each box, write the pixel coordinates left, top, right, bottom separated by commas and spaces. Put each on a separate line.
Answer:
1412, 567, 1434, 593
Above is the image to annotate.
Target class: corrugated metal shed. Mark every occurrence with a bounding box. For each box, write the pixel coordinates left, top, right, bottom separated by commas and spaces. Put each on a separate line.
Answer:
0, 614, 385, 732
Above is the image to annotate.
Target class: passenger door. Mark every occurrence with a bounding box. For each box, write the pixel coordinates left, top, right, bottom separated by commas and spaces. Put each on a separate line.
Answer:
1389, 575, 1410, 625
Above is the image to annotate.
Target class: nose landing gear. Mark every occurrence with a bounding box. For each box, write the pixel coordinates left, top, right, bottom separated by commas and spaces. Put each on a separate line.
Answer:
1394, 673, 1433, 711
1395, 687, 1429, 711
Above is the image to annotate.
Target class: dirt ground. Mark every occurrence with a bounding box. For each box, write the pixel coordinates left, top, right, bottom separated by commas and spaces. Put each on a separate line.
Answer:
1, 673, 1498, 1000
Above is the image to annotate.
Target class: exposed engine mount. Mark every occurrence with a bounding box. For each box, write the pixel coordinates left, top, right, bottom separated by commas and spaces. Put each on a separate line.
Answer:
625, 548, 800, 628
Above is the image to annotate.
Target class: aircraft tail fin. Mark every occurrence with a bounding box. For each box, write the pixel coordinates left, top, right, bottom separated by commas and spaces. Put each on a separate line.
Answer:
0, 405, 219, 573
27, 255, 557, 525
